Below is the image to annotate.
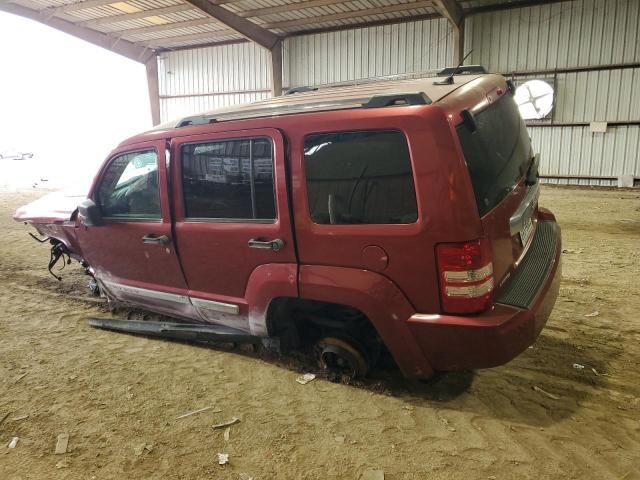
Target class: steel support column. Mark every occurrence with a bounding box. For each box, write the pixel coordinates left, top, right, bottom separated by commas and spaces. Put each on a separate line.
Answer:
145, 56, 161, 126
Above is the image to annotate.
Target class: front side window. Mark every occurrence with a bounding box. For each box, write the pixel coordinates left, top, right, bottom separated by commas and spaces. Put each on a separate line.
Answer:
97, 150, 160, 219
304, 130, 418, 224
181, 137, 276, 220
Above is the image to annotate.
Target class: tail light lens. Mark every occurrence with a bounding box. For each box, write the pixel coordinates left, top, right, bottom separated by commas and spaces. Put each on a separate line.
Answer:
436, 239, 494, 314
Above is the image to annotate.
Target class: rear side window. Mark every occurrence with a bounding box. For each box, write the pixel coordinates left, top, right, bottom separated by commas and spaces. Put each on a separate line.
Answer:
304, 131, 418, 224
457, 94, 533, 216
181, 137, 276, 221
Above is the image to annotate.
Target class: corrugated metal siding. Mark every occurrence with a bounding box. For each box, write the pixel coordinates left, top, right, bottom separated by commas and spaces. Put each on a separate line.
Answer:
284, 18, 453, 88
158, 16, 454, 123
531, 125, 640, 185
156, 0, 638, 186
158, 42, 272, 122
465, 0, 640, 72
466, 0, 640, 185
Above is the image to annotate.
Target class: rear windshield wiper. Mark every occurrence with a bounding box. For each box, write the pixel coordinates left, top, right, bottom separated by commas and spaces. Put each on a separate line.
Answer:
526, 154, 540, 186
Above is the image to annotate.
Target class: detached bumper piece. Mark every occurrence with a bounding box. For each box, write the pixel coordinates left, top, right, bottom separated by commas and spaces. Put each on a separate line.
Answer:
496, 221, 559, 309
88, 318, 262, 344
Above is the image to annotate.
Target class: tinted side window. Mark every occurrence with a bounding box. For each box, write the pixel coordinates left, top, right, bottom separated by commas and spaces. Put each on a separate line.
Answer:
97, 150, 160, 219
181, 137, 276, 220
304, 131, 418, 224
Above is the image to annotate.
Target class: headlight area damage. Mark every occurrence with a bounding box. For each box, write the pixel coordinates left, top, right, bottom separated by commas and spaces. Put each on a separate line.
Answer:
13, 188, 99, 291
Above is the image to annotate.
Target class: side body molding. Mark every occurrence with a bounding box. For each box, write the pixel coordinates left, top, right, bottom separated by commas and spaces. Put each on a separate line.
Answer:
298, 265, 434, 379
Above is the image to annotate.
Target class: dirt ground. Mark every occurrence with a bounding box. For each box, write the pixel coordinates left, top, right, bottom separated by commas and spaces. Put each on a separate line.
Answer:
1, 186, 639, 480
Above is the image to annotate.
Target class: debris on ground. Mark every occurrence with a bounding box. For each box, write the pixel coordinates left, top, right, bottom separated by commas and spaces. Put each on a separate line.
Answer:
11, 414, 29, 421
176, 406, 219, 419
217, 452, 229, 465
212, 417, 240, 429
55, 459, 70, 469
592, 368, 609, 377
533, 386, 561, 400
239, 474, 254, 480
14, 372, 28, 383
360, 470, 385, 480
55, 433, 69, 454
8, 437, 19, 449
295, 373, 316, 385
335, 435, 345, 444
224, 427, 231, 442
584, 311, 600, 317
0, 412, 9, 427
573, 363, 585, 370
562, 248, 584, 254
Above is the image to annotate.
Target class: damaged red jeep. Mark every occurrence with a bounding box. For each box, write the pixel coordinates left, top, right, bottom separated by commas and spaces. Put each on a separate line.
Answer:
15, 69, 561, 379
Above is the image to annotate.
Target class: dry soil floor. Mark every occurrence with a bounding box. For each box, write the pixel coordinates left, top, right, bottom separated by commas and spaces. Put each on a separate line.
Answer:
1, 186, 639, 480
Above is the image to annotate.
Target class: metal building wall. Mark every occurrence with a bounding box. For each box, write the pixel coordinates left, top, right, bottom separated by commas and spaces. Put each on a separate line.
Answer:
156, 0, 639, 185
283, 18, 453, 87
466, 0, 640, 185
157, 42, 272, 122
157, 17, 453, 124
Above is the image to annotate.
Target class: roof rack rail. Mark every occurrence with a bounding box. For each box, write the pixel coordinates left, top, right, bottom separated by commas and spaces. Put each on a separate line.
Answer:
437, 65, 487, 76
362, 93, 431, 108
284, 86, 319, 95
177, 116, 214, 127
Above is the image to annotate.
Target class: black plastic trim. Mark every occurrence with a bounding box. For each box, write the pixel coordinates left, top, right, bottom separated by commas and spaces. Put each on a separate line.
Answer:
496, 221, 559, 309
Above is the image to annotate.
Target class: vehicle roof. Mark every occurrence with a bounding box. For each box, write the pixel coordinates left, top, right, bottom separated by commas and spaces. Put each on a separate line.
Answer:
120, 73, 500, 147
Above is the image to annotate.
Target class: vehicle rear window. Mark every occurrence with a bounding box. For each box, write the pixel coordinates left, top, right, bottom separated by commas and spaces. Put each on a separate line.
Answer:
181, 137, 276, 221
304, 130, 418, 225
457, 94, 532, 216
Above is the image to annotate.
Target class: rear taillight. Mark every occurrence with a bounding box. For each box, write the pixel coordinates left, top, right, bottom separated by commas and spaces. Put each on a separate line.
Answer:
436, 239, 494, 314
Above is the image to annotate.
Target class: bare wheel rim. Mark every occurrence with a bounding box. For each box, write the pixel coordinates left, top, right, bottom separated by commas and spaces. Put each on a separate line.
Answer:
317, 337, 369, 378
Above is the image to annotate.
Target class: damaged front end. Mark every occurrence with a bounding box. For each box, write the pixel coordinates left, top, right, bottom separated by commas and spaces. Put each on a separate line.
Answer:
15, 188, 98, 293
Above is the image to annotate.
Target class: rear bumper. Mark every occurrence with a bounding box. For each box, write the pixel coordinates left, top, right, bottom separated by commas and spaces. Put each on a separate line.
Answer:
407, 219, 562, 371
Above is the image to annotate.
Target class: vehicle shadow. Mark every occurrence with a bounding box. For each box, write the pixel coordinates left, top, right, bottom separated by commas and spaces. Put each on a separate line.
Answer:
187, 326, 616, 428
41, 282, 618, 429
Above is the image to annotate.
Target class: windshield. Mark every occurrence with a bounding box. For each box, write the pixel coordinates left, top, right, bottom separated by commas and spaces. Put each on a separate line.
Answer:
457, 94, 532, 216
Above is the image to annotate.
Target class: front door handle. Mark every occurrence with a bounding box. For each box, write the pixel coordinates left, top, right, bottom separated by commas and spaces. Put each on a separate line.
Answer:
248, 238, 285, 252
142, 234, 170, 245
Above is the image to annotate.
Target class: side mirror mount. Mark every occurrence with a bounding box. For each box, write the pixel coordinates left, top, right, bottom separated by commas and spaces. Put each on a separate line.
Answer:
78, 199, 104, 227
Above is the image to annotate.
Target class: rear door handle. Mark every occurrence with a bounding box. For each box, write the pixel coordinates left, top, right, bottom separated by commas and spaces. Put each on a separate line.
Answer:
142, 234, 170, 245
248, 238, 285, 251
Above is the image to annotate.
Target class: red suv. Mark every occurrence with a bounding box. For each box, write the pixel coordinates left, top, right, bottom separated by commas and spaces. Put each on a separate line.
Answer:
15, 72, 561, 379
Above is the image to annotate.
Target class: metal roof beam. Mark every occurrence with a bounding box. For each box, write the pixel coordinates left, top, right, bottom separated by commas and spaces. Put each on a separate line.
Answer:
182, 0, 280, 49
260, 0, 434, 30
433, 0, 464, 65
138, 28, 237, 47
116, 18, 215, 37
0, 2, 154, 62
78, 4, 195, 26
238, 0, 352, 18
43, 0, 123, 15
432, 0, 463, 27
109, 0, 350, 37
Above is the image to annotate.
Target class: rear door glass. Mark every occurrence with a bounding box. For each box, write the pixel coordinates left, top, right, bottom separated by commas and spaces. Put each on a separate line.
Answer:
457, 95, 532, 216
180, 137, 276, 221
304, 130, 418, 224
